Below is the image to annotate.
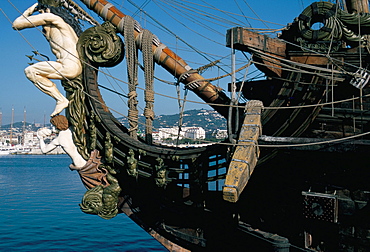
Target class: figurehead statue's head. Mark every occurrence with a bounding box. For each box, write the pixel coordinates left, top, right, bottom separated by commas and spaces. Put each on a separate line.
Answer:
50, 115, 69, 131
38, 0, 62, 8
37, 0, 82, 36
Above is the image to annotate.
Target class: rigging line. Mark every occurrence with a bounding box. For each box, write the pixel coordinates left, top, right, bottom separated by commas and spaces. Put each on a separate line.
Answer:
251, 29, 285, 34
77, 2, 105, 25
249, 48, 345, 76
62, 0, 99, 25
97, 83, 129, 98
99, 68, 144, 113
235, 56, 252, 103
195, 0, 249, 27
171, 0, 250, 27
192, 130, 370, 148
270, 75, 338, 86
358, 8, 364, 111
244, 56, 345, 82
197, 61, 253, 82
118, 3, 176, 37
325, 2, 340, 115
266, 94, 370, 110
233, 0, 251, 27
175, 85, 189, 146
153, 0, 225, 45
156, 0, 227, 36
126, 0, 229, 75
165, 0, 246, 28
251, 58, 345, 82
117, 0, 125, 9
257, 131, 370, 148
243, 27, 286, 31
278, 37, 369, 72
325, 2, 340, 57
242, 0, 269, 29
119, 0, 237, 56
193, 0, 285, 26
132, 0, 151, 17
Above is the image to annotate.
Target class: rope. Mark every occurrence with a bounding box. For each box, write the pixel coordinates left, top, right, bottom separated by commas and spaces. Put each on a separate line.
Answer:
124, 15, 139, 139
61, 0, 100, 25
142, 29, 155, 144
177, 0, 285, 26
249, 47, 346, 77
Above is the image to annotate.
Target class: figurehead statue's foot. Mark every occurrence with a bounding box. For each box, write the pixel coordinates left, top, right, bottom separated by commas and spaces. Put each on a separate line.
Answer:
50, 98, 69, 117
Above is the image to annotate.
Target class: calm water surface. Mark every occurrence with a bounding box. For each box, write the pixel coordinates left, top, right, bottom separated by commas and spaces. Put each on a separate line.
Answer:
0, 155, 166, 251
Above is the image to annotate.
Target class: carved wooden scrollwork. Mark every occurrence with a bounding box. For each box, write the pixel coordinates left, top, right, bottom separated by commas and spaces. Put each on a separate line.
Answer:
77, 22, 124, 67
62, 76, 89, 160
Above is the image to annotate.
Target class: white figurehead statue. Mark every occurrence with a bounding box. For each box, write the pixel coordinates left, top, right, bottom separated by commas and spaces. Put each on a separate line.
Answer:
37, 115, 86, 168
12, 0, 82, 117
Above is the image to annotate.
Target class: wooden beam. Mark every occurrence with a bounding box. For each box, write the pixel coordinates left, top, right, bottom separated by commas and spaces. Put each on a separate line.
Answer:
226, 27, 286, 77
223, 101, 262, 203
226, 27, 286, 57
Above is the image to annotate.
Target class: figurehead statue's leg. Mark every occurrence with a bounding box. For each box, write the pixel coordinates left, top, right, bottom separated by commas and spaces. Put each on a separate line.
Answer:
25, 62, 69, 116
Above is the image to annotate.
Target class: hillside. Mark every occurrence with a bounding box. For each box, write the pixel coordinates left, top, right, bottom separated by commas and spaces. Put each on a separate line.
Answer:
118, 109, 227, 133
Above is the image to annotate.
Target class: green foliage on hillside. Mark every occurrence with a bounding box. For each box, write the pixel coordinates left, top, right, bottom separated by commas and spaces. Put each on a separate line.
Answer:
118, 109, 227, 133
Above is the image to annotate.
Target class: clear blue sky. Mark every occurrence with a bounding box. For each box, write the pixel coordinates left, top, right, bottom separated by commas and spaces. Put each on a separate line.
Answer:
0, 0, 319, 125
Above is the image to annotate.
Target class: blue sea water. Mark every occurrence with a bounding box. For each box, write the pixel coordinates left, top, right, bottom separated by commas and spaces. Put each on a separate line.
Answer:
0, 155, 166, 251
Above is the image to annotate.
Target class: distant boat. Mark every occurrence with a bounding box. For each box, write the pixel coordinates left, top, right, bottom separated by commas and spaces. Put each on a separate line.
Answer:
0, 147, 12, 155
12, 146, 32, 155
0, 149, 10, 155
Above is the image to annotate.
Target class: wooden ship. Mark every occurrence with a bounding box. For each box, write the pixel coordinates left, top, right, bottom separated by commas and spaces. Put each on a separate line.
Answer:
11, 0, 370, 251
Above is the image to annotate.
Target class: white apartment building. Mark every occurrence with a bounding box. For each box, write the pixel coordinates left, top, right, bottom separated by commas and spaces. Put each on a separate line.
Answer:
158, 127, 183, 140
184, 127, 205, 139
158, 127, 205, 140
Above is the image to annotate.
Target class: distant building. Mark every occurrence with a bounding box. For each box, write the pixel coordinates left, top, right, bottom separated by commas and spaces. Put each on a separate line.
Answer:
158, 127, 183, 140
213, 129, 228, 139
184, 127, 205, 139
157, 126, 206, 140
